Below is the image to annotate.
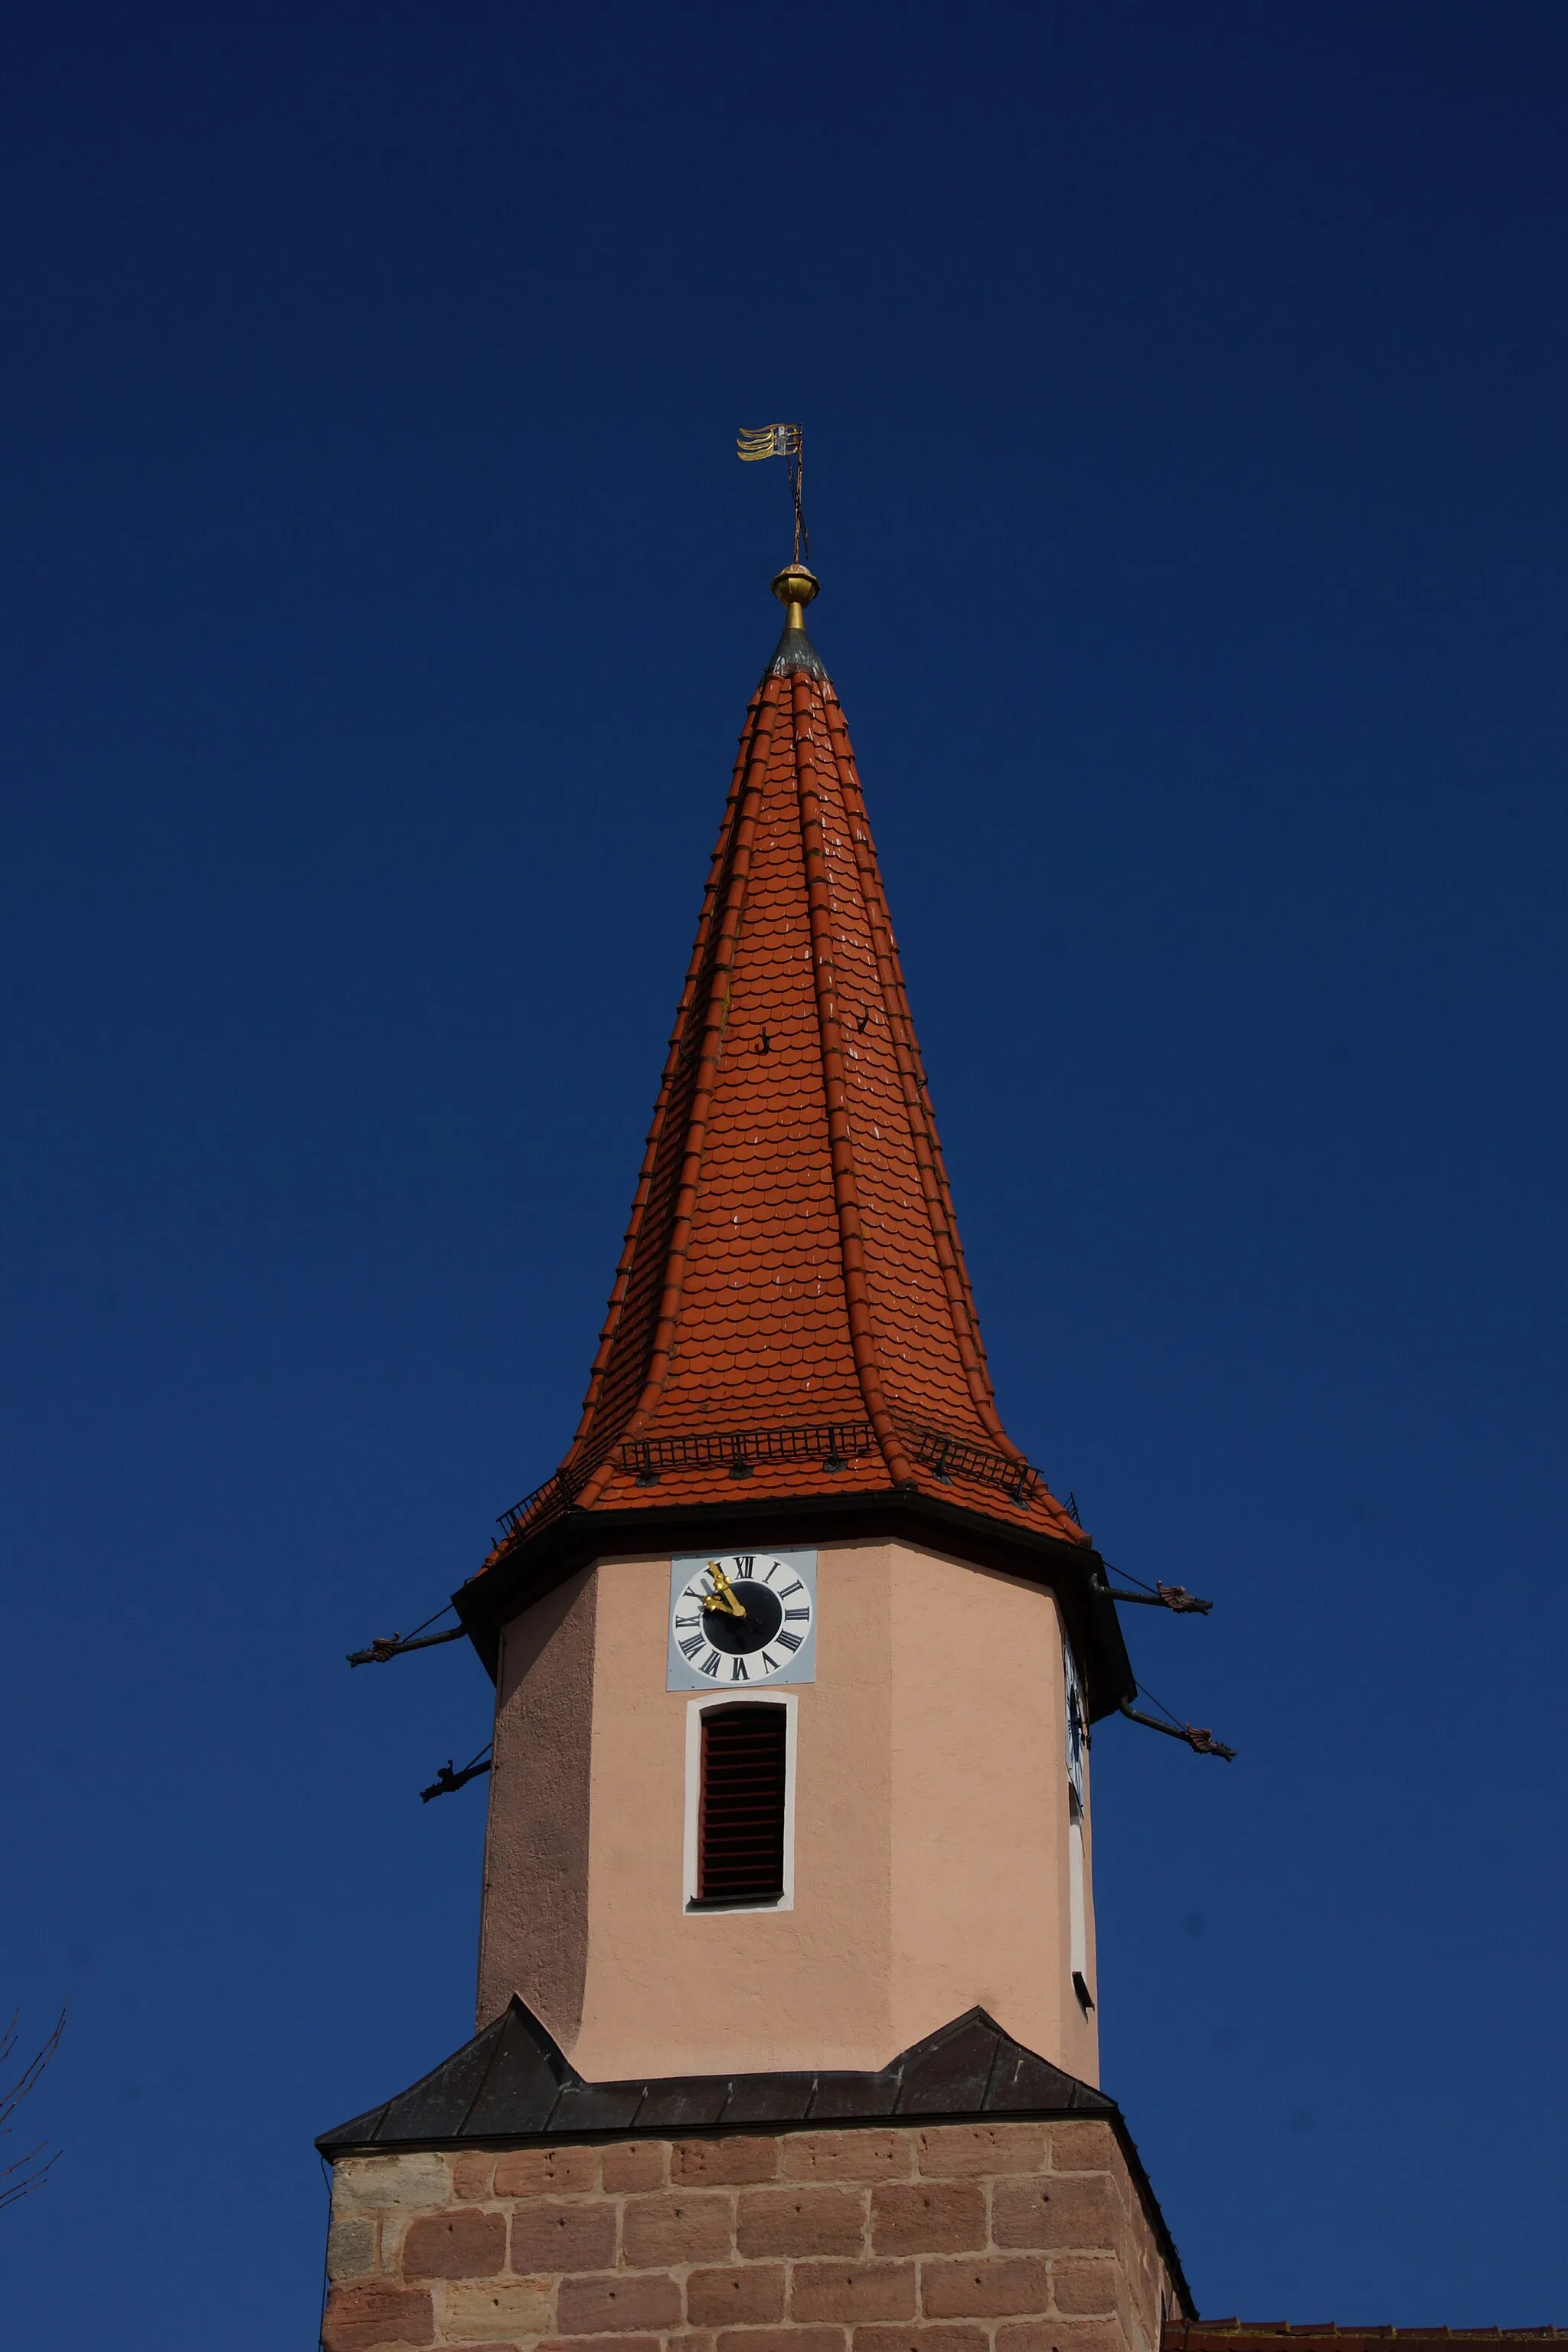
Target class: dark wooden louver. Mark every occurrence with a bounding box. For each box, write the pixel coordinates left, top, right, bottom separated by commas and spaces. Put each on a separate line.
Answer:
696, 1704, 787, 1904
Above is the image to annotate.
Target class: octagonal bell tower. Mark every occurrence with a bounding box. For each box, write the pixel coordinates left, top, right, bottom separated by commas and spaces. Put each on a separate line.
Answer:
454, 564, 1132, 2086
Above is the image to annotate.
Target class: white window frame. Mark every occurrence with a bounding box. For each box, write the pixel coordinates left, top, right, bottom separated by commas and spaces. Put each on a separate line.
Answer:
682, 1688, 798, 1915
1068, 1788, 1093, 2010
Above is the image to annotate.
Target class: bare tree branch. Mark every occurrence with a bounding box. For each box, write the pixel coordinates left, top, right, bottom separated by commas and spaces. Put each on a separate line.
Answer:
0, 2007, 66, 2214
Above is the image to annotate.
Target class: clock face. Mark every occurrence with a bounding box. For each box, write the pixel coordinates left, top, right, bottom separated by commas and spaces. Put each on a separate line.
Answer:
1064, 1638, 1088, 1811
667, 1551, 818, 1689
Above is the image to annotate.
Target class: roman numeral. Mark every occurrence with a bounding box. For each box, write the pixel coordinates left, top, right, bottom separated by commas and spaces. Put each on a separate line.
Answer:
779, 1579, 804, 1597
784, 1608, 810, 1622
675, 1613, 700, 1628
730, 1658, 749, 1680
757, 1561, 778, 1583
679, 1635, 704, 1660
776, 1630, 802, 1652
736, 1555, 755, 1573
760, 1651, 781, 1672
699, 1650, 721, 1677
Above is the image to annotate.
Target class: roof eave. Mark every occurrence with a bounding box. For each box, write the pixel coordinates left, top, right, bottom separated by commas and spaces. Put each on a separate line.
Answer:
451, 1486, 1135, 1720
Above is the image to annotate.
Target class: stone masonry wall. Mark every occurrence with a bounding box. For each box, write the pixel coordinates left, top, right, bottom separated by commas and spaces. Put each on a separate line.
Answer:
322, 2119, 1178, 2352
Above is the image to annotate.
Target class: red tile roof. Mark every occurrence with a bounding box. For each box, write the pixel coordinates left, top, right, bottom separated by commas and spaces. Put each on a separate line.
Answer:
485, 583, 1086, 1564
1167, 2332, 1568, 2348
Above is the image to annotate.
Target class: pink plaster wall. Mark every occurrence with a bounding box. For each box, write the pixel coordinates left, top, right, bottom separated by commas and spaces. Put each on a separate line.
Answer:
476, 1566, 597, 2040
477, 1537, 1098, 2087
888, 1549, 1096, 2079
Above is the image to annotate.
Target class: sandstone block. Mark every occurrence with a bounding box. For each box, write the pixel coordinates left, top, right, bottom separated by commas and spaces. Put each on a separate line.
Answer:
510, 2199, 619, 2272
377, 2213, 407, 2268
674, 2136, 781, 2186
621, 2191, 736, 2267
715, 2329, 846, 2352
737, 2187, 868, 2258
993, 2176, 1116, 2252
854, 2328, 990, 2352
1045, 2124, 1117, 2174
687, 2264, 787, 2326
335, 2152, 451, 2216
403, 2209, 507, 2281
917, 2125, 1047, 2180
452, 2151, 496, 2202
1111, 2201, 1152, 2289
602, 2141, 669, 2192
920, 2256, 1051, 2319
326, 2216, 377, 2282
871, 2184, 985, 2256
321, 2280, 435, 2351
495, 2145, 599, 2197
1049, 2258, 1119, 2316
444, 2279, 556, 2340
537, 2338, 660, 2352
781, 2132, 914, 2185
996, 2321, 1127, 2352
790, 2261, 918, 2322
557, 2272, 684, 2335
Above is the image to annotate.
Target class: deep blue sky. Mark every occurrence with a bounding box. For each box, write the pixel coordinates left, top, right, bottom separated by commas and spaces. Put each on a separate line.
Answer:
4, 1, 1566, 2339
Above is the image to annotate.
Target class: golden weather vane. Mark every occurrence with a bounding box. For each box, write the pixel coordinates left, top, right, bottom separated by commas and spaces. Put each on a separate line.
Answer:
737, 423, 808, 566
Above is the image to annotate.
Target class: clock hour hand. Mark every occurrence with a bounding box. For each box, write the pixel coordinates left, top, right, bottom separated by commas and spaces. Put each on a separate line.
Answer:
701, 1561, 746, 1618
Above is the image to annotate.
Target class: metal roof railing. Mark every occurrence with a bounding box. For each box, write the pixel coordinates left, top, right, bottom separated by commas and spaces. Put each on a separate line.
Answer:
492, 1422, 1073, 1548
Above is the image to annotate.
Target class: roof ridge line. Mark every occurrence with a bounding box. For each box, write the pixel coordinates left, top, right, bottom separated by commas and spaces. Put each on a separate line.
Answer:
455, 2008, 511, 2138
790, 668, 916, 1490
572, 694, 782, 1505
825, 703, 1021, 1457
566, 694, 769, 1449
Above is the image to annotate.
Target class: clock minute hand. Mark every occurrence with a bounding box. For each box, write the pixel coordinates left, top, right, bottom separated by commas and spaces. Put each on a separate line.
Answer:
702, 1562, 746, 1618
704, 1566, 746, 1618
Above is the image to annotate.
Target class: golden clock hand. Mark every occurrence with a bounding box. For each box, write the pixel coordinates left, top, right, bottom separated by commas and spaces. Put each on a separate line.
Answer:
703, 1562, 746, 1618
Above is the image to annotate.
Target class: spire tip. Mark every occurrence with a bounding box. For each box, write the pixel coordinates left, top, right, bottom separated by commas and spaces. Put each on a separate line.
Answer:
770, 564, 819, 635
766, 565, 826, 678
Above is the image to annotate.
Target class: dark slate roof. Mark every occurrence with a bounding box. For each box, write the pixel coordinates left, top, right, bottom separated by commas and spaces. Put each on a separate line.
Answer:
318, 1999, 1191, 2312
318, 2000, 1110, 2153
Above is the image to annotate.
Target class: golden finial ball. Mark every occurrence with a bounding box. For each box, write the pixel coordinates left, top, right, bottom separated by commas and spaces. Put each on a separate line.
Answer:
771, 564, 820, 609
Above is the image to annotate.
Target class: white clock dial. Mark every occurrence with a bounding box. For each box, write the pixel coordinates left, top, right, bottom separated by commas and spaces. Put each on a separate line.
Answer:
669, 1553, 815, 1686
1064, 1638, 1088, 1811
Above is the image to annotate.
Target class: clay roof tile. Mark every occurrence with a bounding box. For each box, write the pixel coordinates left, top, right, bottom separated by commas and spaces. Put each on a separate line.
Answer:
493, 577, 1085, 1547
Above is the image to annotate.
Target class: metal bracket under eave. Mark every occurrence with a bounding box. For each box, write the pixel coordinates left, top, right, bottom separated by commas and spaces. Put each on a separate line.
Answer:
420, 1750, 493, 1804
347, 1625, 468, 1667
1119, 1699, 1236, 1762
1106, 1579, 1213, 1614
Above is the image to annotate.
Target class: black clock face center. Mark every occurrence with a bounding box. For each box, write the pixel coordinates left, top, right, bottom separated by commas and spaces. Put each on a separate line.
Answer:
704, 1579, 784, 1655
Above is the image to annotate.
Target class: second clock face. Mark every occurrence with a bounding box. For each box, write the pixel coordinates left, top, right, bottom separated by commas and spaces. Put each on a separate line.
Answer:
667, 1552, 817, 1688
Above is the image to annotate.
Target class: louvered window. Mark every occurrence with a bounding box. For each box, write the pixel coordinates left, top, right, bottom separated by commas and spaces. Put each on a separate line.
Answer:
695, 1704, 787, 1905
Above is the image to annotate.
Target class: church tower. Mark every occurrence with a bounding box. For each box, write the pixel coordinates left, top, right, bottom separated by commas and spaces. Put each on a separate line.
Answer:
318, 565, 1191, 2352
463, 560, 1125, 2089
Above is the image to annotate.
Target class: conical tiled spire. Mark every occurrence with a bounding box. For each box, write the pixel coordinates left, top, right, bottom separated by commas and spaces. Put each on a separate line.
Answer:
490, 570, 1086, 1559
